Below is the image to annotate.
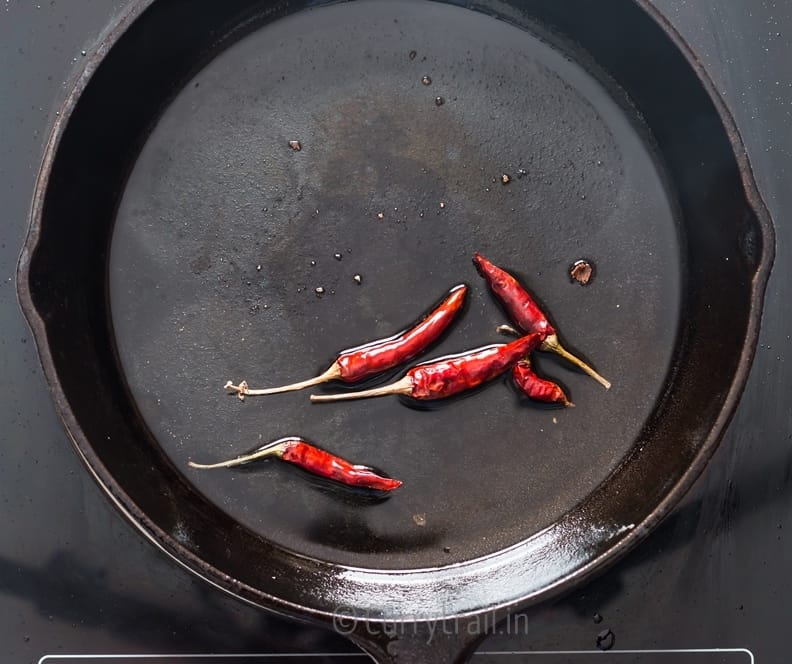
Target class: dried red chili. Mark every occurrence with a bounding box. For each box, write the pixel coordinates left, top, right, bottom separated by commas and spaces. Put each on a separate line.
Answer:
310, 333, 541, 403
512, 358, 573, 407
473, 253, 610, 389
473, 253, 555, 338
188, 436, 402, 492
225, 284, 467, 399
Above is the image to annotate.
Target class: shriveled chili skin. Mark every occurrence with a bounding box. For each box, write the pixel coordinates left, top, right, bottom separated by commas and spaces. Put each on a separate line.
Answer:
472, 253, 555, 338
408, 333, 541, 400
512, 360, 570, 406
281, 439, 402, 491
336, 284, 467, 382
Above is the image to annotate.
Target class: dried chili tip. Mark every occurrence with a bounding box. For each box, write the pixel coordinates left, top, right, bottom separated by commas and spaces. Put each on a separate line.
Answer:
188, 436, 402, 492
223, 284, 468, 398
310, 333, 542, 404
513, 359, 574, 407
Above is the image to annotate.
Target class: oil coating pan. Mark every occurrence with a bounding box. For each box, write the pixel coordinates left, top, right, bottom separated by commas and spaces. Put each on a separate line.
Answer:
17, 0, 774, 661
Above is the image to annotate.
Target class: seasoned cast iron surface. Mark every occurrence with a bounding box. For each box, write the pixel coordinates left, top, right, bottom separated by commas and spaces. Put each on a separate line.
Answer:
110, 0, 679, 569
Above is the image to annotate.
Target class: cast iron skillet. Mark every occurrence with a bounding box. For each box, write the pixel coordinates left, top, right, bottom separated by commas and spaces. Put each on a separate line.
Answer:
17, 0, 774, 661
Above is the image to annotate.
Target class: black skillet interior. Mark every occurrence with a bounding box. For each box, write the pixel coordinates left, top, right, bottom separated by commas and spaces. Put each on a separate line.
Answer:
19, 0, 772, 650
110, 0, 682, 571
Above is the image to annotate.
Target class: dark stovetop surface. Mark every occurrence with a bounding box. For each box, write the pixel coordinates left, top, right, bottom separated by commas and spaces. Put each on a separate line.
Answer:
1, 1, 791, 662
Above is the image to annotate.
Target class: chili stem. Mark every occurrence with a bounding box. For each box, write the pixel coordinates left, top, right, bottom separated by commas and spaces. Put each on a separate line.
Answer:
225, 363, 342, 400
541, 334, 611, 389
310, 376, 413, 403
497, 325, 610, 389
188, 439, 288, 469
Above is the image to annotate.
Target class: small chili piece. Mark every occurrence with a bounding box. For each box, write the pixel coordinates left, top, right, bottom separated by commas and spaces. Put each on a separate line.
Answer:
188, 436, 402, 492
513, 359, 573, 407
225, 284, 467, 399
310, 333, 541, 403
569, 259, 594, 285
473, 253, 610, 389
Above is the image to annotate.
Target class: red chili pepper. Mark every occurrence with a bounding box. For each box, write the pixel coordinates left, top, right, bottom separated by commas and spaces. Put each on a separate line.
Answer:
188, 436, 402, 492
512, 359, 573, 407
310, 333, 542, 403
225, 284, 467, 399
473, 253, 610, 389
472, 252, 555, 338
